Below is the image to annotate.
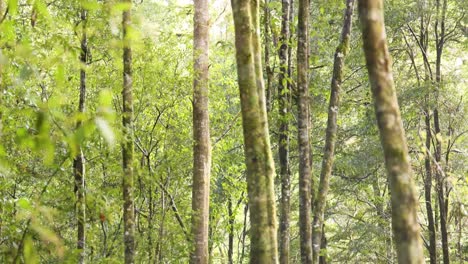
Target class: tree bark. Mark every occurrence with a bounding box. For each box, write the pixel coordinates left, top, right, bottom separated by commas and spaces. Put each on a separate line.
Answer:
73, 7, 88, 264
358, 0, 424, 263
418, 12, 437, 264
122, 1, 135, 262
191, 0, 211, 263
434, 1, 449, 263
297, 0, 313, 262
231, 0, 279, 263
227, 199, 234, 264
424, 110, 437, 264
311, 0, 354, 262
278, 0, 291, 263
264, 0, 274, 112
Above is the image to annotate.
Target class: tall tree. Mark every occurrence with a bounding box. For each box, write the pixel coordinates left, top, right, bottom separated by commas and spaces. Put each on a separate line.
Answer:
122, 0, 135, 263
434, 1, 450, 263
277, 0, 291, 263
358, 0, 424, 263
73, 7, 88, 264
231, 0, 279, 262
263, 0, 274, 112
191, 0, 211, 262
297, 0, 313, 262
311, 0, 355, 262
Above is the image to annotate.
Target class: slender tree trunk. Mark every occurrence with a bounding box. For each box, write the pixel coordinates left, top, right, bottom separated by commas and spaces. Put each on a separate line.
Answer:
318, 224, 327, 264
311, 1, 354, 262
191, 0, 211, 263
278, 0, 291, 263
227, 199, 234, 264
264, 0, 274, 112
358, 0, 424, 263
424, 110, 437, 264
231, 0, 279, 262
122, 1, 135, 262
416, 12, 438, 264
434, 1, 449, 263
73, 7, 88, 264
297, 0, 313, 262
239, 203, 249, 263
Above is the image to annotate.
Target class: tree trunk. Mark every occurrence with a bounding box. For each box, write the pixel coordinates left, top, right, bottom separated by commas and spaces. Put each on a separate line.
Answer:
434, 1, 449, 263
122, 1, 135, 262
231, 0, 279, 263
264, 0, 274, 112
297, 0, 313, 262
73, 7, 88, 264
424, 110, 437, 264
358, 0, 424, 263
227, 199, 234, 264
311, 0, 354, 262
418, 12, 437, 264
278, 0, 291, 263
191, 0, 211, 263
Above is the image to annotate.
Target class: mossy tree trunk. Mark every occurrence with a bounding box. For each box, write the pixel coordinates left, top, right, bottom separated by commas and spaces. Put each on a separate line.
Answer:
296, 0, 313, 262
191, 0, 211, 263
231, 0, 279, 263
278, 0, 291, 263
358, 0, 424, 263
73, 7, 88, 264
311, 0, 354, 262
122, 1, 135, 263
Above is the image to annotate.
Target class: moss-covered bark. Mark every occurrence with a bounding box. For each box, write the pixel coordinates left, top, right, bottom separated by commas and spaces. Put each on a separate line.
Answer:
122, 1, 135, 263
311, 1, 354, 262
358, 0, 424, 263
190, 0, 211, 263
231, 0, 278, 263
296, 0, 313, 262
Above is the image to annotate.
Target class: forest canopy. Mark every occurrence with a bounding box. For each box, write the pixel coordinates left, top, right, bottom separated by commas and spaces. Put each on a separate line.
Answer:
0, 0, 466, 263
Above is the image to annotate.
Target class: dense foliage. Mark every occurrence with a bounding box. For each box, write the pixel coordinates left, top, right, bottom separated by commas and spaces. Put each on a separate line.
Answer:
0, 0, 466, 263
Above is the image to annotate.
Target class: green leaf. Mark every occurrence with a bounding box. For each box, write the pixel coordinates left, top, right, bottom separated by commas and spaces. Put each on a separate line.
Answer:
17, 198, 31, 210
8, 0, 18, 15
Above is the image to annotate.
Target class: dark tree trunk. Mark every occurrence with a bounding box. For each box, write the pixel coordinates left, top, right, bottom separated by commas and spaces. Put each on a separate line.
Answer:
264, 0, 274, 112
424, 110, 437, 264
278, 0, 291, 263
434, 1, 450, 263
122, 1, 135, 262
297, 0, 313, 262
73, 7, 88, 264
227, 199, 234, 264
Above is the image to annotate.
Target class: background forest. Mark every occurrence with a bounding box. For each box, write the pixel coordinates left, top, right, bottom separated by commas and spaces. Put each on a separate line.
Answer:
0, 0, 466, 263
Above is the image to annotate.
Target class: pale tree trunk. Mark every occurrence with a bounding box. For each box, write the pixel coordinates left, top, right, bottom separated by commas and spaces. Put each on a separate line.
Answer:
297, 0, 313, 262
278, 0, 291, 263
122, 1, 135, 262
231, 0, 279, 262
358, 0, 424, 263
311, 0, 354, 262
73, 7, 88, 264
191, 0, 211, 263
